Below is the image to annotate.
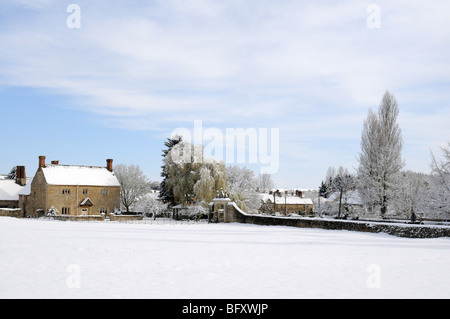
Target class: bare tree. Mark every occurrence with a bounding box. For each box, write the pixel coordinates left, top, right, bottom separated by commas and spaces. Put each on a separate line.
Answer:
227, 165, 260, 213
114, 164, 151, 213
324, 166, 355, 218
258, 173, 274, 193
429, 142, 450, 217
358, 91, 404, 217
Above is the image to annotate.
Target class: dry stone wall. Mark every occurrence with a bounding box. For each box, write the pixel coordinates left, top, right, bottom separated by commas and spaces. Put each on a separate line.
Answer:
226, 202, 450, 238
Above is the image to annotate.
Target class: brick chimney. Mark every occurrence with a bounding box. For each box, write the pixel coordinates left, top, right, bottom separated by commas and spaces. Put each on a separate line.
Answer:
39, 156, 46, 169
16, 166, 27, 186
51, 160, 59, 165
106, 159, 113, 172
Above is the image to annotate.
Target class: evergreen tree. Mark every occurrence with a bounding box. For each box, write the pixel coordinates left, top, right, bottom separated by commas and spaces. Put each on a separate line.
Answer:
319, 181, 328, 198
6, 167, 17, 180
159, 135, 182, 206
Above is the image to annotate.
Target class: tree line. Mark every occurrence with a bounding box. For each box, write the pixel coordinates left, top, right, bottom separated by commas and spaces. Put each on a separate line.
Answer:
113, 135, 269, 216
320, 91, 450, 220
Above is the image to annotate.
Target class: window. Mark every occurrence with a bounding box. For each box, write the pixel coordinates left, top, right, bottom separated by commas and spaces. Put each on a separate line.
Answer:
83, 189, 88, 195
62, 207, 70, 215
62, 189, 70, 195
100, 189, 108, 196
100, 207, 108, 214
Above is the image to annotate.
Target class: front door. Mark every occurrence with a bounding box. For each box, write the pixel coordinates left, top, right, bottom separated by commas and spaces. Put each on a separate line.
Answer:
81, 208, 89, 215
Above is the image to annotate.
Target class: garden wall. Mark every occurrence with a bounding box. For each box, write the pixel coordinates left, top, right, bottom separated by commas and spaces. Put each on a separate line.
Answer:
226, 202, 450, 238
0, 208, 22, 218
109, 213, 143, 222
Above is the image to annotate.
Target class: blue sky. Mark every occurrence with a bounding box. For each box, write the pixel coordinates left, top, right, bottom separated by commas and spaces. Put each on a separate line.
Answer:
1, 0, 449, 189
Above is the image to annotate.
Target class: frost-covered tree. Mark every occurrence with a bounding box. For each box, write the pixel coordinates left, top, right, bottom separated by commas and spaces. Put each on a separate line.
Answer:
135, 194, 167, 219
429, 142, 450, 217
321, 166, 356, 217
258, 173, 274, 193
393, 171, 428, 219
6, 167, 17, 180
163, 140, 227, 205
114, 164, 151, 213
194, 167, 216, 204
227, 165, 260, 213
358, 91, 404, 217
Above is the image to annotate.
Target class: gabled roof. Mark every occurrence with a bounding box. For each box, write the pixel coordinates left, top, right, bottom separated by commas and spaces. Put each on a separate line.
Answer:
42, 165, 120, 187
80, 197, 94, 206
326, 190, 362, 205
260, 193, 313, 205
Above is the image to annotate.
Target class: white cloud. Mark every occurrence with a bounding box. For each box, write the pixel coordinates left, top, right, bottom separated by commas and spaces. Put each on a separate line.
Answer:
0, 0, 449, 185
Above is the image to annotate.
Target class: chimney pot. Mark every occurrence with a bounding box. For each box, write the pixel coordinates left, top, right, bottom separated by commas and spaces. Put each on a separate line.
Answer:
106, 159, 113, 172
16, 166, 26, 186
39, 156, 46, 169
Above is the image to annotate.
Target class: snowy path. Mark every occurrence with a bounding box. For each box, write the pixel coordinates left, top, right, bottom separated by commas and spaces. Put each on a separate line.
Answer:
0, 217, 449, 299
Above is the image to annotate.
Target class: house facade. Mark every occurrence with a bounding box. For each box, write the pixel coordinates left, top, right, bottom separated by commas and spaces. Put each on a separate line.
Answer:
20, 156, 121, 218
260, 193, 314, 215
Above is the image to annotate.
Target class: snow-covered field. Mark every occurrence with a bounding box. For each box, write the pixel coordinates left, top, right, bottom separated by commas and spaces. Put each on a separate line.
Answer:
0, 217, 449, 299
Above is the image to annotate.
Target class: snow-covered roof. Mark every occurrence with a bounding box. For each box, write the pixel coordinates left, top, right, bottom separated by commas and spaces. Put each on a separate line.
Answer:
0, 179, 26, 201
326, 190, 362, 205
80, 197, 94, 206
18, 178, 33, 196
42, 165, 120, 187
260, 194, 313, 205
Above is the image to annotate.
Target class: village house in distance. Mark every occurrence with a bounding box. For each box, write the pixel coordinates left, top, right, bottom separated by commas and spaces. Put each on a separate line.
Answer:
260, 189, 314, 216
19, 156, 121, 218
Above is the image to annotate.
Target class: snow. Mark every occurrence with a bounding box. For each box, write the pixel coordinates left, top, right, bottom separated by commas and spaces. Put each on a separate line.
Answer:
326, 190, 362, 205
42, 165, 120, 187
18, 178, 32, 196
260, 193, 313, 205
0, 217, 449, 299
0, 179, 25, 201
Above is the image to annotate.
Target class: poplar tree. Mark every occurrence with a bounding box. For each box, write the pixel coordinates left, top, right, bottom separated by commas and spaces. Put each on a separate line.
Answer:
358, 91, 404, 216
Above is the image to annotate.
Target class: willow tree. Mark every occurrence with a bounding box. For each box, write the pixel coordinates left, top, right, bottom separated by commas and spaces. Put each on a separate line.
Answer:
163, 140, 227, 206
358, 91, 404, 216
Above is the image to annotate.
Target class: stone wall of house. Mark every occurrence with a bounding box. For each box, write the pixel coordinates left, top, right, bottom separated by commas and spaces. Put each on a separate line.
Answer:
20, 170, 47, 218
226, 202, 450, 238
46, 185, 121, 216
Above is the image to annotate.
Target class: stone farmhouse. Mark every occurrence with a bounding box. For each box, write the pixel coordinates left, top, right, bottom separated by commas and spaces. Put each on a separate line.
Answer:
260, 192, 314, 215
19, 156, 121, 218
